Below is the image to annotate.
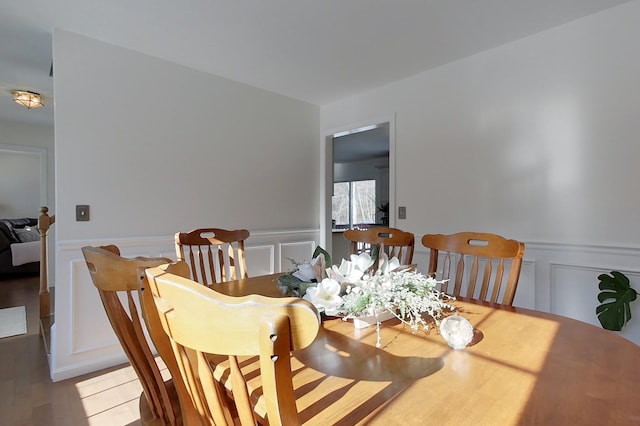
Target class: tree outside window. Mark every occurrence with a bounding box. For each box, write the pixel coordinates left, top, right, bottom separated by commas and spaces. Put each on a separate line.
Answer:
332, 180, 376, 228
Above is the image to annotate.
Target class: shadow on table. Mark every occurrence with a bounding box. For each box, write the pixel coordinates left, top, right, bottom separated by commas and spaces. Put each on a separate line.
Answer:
292, 327, 444, 424
295, 327, 444, 381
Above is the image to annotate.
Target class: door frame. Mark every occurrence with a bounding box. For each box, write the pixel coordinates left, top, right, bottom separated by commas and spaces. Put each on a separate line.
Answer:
320, 115, 396, 256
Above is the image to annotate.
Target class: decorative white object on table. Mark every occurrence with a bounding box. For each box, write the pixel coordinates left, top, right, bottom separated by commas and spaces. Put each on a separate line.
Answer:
352, 309, 396, 329
439, 314, 474, 349
280, 250, 456, 329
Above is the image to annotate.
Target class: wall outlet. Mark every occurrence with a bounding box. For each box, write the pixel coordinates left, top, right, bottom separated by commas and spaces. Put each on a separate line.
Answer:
398, 206, 406, 219
76, 205, 90, 221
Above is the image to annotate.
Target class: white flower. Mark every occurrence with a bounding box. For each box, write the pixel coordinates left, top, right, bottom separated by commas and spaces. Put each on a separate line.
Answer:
303, 278, 343, 316
292, 254, 326, 282
378, 254, 401, 275
351, 252, 374, 273
340, 270, 454, 331
293, 262, 316, 281
279, 246, 457, 336
331, 259, 361, 283
328, 252, 374, 284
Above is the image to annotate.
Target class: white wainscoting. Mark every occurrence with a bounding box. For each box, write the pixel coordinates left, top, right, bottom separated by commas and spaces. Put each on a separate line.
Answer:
49, 228, 320, 382
414, 241, 640, 346
50, 234, 639, 380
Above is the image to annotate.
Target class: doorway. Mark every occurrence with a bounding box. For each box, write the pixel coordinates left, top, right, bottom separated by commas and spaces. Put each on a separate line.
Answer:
321, 118, 395, 261
0, 144, 47, 217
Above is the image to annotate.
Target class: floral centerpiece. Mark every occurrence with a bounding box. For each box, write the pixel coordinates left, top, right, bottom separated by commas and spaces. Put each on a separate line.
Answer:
278, 246, 458, 343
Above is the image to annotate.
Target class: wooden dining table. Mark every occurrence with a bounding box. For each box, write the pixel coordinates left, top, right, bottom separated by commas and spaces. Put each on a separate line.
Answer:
211, 273, 640, 425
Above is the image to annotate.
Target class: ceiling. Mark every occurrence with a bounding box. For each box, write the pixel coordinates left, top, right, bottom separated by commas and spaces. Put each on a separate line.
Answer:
334, 123, 389, 164
0, 0, 633, 127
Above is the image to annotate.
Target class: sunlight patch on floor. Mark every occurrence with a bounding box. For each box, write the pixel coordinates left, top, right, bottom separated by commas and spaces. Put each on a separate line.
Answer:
73, 357, 170, 425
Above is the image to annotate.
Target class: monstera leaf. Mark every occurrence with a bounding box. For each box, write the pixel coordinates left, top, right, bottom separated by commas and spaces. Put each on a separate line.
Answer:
596, 271, 638, 331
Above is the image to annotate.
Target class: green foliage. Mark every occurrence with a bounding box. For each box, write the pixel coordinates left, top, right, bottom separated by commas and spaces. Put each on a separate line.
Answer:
370, 244, 380, 264
277, 271, 310, 297
596, 271, 638, 331
349, 293, 372, 314
278, 273, 303, 289
312, 245, 331, 268
279, 246, 330, 297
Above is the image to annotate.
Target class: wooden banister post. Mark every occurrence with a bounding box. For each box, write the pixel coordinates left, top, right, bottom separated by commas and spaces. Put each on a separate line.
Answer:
38, 206, 55, 320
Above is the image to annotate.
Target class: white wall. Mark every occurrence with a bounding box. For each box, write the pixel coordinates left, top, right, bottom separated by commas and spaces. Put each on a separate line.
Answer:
50, 31, 321, 380
54, 31, 320, 240
323, 2, 640, 245
0, 119, 55, 216
322, 2, 640, 344
0, 150, 40, 217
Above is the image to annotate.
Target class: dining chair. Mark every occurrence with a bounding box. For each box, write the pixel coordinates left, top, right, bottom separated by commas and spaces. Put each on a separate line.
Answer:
175, 228, 250, 286
420, 232, 525, 306
81, 245, 200, 425
145, 262, 320, 426
344, 226, 415, 265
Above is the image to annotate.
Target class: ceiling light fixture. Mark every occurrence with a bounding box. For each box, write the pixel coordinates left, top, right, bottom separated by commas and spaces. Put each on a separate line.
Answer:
12, 90, 44, 109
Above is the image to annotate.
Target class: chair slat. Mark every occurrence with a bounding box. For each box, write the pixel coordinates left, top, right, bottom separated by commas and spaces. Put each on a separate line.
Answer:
477, 259, 493, 301
175, 228, 250, 285
441, 252, 452, 293
421, 232, 525, 306
489, 259, 506, 303
146, 263, 320, 425
454, 254, 465, 296
82, 245, 194, 425
344, 227, 415, 266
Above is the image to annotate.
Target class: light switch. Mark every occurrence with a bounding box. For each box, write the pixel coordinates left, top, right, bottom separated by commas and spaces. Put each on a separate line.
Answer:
398, 206, 406, 219
76, 205, 90, 221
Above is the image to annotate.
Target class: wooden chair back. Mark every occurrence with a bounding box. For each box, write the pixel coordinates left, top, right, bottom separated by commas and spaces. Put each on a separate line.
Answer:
344, 227, 415, 265
175, 228, 250, 285
145, 262, 320, 426
420, 232, 525, 306
81, 245, 198, 425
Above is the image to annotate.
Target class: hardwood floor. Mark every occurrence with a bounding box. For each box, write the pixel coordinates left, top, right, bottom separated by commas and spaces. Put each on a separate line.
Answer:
0, 275, 150, 426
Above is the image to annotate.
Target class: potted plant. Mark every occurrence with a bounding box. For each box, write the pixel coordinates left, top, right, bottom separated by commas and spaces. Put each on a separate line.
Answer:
378, 202, 389, 225
596, 271, 638, 331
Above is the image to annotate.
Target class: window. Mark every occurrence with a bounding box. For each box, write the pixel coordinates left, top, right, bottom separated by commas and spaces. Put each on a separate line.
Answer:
332, 180, 376, 229
332, 182, 350, 226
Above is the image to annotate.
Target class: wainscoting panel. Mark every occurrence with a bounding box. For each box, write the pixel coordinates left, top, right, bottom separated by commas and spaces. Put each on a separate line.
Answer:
550, 263, 640, 330
280, 241, 317, 272
245, 245, 275, 277
69, 258, 119, 355
526, 242, 640, 346
512, 260, 536, 310
416, 242, 640, 346
550, 263, 603, 325
50, 235, 638, 381
50, 229, 320, 382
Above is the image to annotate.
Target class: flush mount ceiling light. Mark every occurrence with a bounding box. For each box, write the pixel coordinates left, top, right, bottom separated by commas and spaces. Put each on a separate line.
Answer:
12, 90, 44, 109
